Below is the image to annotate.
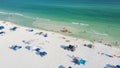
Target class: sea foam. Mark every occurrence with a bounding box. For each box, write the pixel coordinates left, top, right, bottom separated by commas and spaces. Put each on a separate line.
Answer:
0, 11, 33, 19
72, 22, 89, 26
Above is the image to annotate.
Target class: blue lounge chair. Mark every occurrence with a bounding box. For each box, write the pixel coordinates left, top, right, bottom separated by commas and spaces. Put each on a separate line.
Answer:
10, 27, 17, 31
35, 48, 40, 52
12, 45, 22, 51
0, 31, 5, 34
40, 51, 47, 56
0, 26, 4, 30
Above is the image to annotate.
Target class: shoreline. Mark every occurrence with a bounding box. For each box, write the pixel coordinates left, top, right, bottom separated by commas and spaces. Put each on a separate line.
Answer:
3, 20, 120, 49
32, 21, 120, 48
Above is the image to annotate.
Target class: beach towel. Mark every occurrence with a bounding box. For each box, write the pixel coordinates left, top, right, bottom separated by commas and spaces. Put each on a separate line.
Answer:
26, 29, 34, 32
73, 58, 79, 64
104, 64, 115, 68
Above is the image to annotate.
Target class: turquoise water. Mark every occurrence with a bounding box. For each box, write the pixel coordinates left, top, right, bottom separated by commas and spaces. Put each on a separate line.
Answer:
0, 0, 120, 45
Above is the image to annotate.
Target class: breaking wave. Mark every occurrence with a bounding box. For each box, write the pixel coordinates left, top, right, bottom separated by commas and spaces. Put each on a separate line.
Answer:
92, 30, 108, 36
72, 22, 89, 26
0, 11, 34, 19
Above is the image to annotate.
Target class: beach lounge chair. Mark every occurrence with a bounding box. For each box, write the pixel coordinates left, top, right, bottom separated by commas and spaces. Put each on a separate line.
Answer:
0, 31, 5, 35
40, 51, 47, 57
35, 32, 43, 35
10, 27, 17, 31
35, 48, 40, 52
11, 45, 22, 51
104, 64, 115, 68
116, 65, 120, 68
0, 26, 4, 30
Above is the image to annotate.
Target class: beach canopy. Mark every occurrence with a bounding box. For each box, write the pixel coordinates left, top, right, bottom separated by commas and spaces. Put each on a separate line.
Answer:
84, 44, 93, 48
79, 58, 86, 65
0, 26, 4, 30
35, 32, 43, 35
104, 64, 115, 68
35, 48, 40, 52
27, 29, 34, 32
87, 44, 93, 48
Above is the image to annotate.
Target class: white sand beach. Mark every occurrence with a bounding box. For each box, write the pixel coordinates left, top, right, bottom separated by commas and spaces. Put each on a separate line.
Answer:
0, 21, 120, 68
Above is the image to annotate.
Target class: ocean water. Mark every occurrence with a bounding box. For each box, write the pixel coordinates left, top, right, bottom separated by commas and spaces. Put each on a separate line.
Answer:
0, 0, 120, 45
